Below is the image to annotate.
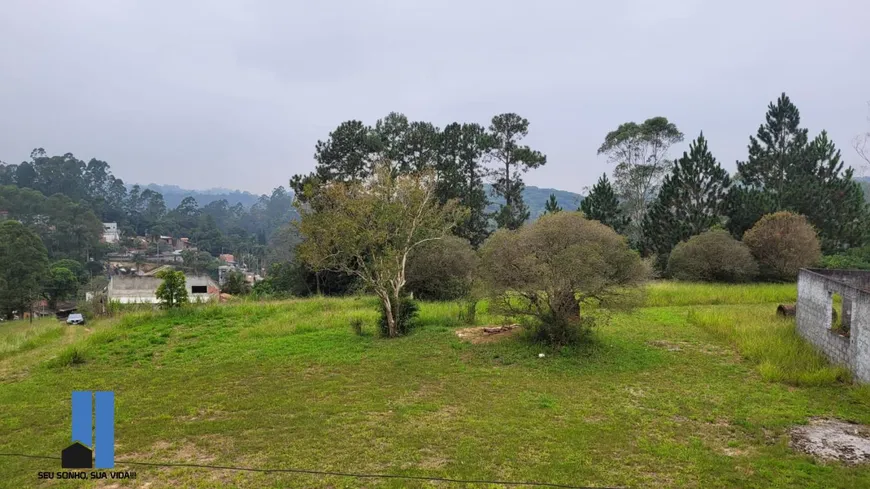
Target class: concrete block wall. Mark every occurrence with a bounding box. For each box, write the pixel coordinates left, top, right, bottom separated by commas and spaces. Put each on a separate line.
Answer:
796, 269, 870, 383
108, 275, 220, 303
810, 269, 870, 294
852, 296, 870, 383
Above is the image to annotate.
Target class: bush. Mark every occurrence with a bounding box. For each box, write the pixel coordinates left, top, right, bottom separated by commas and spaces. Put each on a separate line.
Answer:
155, 269, 189, 308
51, 345, 90, 367
667, 229, 758, 282
479, 211, 646, 346
377, 296, 419, 337
820, 246, 870, 270
349, 317, 365, 336
405, 236, 478, 301
743, 212, 821, 281
457, 298, 478, 325
221, 270, 251, 295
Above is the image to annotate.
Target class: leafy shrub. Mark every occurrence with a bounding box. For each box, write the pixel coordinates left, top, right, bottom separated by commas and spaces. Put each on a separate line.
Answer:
743, 212, 821, 281
377, 296, 419, 337
667, 229, 758, 282
254, 261, 311, 297
221, 270, 251, 295
479, 211, 646, 346
52, 345, 90, 367
457, 299, 478, 325
820, 246, 870, 270
405, 236, 478, 301
253, 261, 358, 298
349, 317, 365, 336
155, 269, 189, 308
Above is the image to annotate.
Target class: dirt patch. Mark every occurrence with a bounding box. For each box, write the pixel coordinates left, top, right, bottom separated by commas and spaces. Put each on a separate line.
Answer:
456, 324, 520, 345
177, 407, 228, 422
649, 340, 684, 351
648, 339, 730, 356
455, 324, 521, 344
790, 418, 870, 464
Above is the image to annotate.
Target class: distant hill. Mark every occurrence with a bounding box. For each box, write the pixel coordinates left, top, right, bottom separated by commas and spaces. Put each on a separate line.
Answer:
858, 176, 870, 203
133, 183, 262, 209
485, 184, 584, 219
135, 182, 584, 218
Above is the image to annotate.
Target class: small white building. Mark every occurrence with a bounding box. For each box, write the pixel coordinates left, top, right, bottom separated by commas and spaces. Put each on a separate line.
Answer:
107, 275, 220, 304
102, 223, 120, 243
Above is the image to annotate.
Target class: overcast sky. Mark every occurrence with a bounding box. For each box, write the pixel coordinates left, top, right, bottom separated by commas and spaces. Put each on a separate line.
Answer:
1, 0, 868, 195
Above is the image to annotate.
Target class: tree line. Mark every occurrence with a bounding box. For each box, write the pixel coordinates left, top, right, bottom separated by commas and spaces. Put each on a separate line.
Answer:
579, 93, 868, 273
0, 150, 300, 316
0, 150, 299, 268
283, 93, 868, 345
291, 111, 547, 247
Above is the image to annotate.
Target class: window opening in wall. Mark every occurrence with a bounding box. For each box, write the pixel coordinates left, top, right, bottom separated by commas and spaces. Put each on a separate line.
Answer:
831, 292, 849, 335
191, 285, 207, 294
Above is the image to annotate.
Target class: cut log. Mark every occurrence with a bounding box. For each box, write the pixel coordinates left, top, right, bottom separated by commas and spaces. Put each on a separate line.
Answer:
482, 324, 519, 334
777, 304, 796, 317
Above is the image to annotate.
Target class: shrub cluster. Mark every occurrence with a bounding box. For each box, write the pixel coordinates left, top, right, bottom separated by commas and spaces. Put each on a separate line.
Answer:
479, 212, 646, 346
820, 245, 870, 270
667, 229, 758, 282
742, 211, 821, 281
405, 236, 477, 301
377, 296, 419, 337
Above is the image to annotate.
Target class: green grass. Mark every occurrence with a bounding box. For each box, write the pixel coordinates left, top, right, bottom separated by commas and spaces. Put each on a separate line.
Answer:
0, 283, 868, 488
644, 281, 797, 307
0, 318, 65, 359
686, 307, 849, 386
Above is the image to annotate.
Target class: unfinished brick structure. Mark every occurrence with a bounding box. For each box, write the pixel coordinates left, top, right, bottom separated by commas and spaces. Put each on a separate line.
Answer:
796, 269, 870, 383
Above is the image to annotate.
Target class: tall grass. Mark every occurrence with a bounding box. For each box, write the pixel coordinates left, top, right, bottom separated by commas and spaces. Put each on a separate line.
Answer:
687, 307, 849, 386
645, 281, 797, 307
0, 319, 64, 359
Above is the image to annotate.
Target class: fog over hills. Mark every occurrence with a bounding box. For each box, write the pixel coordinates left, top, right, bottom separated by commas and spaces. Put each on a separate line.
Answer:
138, 182, 584, 218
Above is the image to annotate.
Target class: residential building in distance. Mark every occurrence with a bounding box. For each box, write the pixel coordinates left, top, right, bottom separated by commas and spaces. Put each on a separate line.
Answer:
102, 223, 120, 243
174, 237, 195, 251
107, 275, 220, 304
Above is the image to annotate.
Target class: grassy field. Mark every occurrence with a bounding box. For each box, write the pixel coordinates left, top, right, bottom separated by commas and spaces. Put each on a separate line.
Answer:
1, 283, 869, 488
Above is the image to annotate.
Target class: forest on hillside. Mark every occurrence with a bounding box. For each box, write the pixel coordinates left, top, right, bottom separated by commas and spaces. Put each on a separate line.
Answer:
0, 150, 298, 272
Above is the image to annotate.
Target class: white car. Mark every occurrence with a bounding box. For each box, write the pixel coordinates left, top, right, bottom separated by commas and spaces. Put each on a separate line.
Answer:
66, 313, 85, 325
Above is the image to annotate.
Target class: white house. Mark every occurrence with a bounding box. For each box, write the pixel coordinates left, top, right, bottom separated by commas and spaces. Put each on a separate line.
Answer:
102, 223, 120, 244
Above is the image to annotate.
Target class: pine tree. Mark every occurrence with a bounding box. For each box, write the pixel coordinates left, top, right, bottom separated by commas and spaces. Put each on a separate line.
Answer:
642, 133, 731, 270
487, 113, 546, 230
543, 194, 562, 214
737, 94, 808, 200
787, 132, 867, 251
729, 93, 869, 251
579, 174, 628, 234
436, 122, 491, 247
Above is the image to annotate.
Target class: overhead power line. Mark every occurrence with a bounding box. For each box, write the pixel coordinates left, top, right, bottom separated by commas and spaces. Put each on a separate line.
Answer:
0, 452, 622, 489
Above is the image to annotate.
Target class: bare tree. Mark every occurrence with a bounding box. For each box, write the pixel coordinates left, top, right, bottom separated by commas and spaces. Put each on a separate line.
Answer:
296, 164, 465, 337
853, 101, 870, 170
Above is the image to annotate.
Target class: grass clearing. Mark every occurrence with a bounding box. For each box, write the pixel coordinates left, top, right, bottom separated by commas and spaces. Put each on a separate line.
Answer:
0, 283, 868, 488
0, 318, 64, 358
686, 306, 850, 386
644, 281, 797, 307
